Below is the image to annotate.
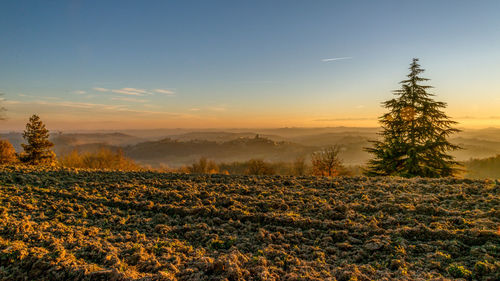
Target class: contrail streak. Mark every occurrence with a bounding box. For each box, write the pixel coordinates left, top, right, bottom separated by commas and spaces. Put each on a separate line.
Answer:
321, 57, 353, 62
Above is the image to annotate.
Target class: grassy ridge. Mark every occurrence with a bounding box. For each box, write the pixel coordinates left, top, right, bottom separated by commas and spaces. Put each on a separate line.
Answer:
0, 167, 499, 280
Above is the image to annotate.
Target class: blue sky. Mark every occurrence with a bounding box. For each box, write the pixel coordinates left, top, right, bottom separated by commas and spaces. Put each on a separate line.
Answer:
1, 0, 500, 130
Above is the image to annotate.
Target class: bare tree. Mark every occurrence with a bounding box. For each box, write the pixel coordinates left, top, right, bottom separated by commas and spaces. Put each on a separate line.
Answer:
311, 145, 344, 177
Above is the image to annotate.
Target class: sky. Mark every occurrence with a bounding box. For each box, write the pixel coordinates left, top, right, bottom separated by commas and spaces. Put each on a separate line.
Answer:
1, 0, 500, 131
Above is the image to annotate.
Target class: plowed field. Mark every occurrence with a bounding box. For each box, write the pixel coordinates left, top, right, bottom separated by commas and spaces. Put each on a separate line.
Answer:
0, 167, 498, 280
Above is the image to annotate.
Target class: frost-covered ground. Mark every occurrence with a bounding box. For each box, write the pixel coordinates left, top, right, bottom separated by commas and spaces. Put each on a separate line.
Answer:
0, 167, 498, 280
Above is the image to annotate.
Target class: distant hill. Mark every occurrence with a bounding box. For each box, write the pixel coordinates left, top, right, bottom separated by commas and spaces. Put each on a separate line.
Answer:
457, 127, 500, 142
52, 132, 144, 156
53, 132, 143, 146
5, 127, 500, 168
450, 137, 500, 160
92, 127, 381, 139
253, 127, 380, 138
464, 154, 500, 179
125, 136, 315, 167
0, 132, 23, 152
0, 132, 143, 155
167, 131, 286, 143
290, 132, 375, 146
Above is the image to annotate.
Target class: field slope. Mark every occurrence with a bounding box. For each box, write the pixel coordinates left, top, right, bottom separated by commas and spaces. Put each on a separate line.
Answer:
0, 167, 498, 280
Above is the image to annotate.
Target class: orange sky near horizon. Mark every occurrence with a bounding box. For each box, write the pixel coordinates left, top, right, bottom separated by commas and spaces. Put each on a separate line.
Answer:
1, 99, 499, 131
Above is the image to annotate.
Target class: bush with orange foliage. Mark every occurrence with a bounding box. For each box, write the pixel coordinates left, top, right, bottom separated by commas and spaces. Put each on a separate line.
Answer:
0, 139, 18, 164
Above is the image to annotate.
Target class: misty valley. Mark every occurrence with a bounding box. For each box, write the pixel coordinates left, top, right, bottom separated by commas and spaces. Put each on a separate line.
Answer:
3, 126, 500, 178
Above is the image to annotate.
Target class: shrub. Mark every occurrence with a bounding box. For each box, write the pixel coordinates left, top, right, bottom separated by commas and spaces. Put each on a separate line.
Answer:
447, 263, 472, 278
474, 260, 495, 276
246, 159, 275, 175
188, 157, 219, 174
0, 139, 18, 164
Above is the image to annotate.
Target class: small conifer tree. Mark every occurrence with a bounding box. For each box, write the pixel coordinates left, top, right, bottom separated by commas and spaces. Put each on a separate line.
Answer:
365, 58, 461, 177
21, 114, 56, 165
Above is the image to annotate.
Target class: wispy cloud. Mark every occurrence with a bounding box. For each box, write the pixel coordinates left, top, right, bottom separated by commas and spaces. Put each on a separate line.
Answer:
111, 97, 149, 103
111, 89, 145, 96
236, 80, 278, 84
122, 88, 149, 94
93, 87, 175, 96
321, 57, 353, 62
153, 89, 175, 95
207, 106, 226, 112
30, 100, 126, 111
93, 87, 110, 92
93, 87, 146, 96
314, 117, 373, 122
143, 104, 162, 109
188, 106, 227, 112
4, 100, 21, 105
74, 90, 87, 94
5, 99, 183, 117
18, 93, 61, 100
7, 98, 138, 111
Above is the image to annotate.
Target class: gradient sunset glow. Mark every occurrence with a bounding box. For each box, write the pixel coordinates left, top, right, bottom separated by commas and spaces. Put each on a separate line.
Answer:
1, 0, 499, 131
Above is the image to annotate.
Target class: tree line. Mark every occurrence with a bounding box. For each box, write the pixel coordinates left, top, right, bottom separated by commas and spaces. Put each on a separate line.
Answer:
0, 58, 462, 177
176, 150, 356, 176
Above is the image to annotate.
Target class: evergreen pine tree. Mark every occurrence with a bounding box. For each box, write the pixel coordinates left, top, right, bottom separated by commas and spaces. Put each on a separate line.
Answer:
21, 114, 56, 165
365, 58, 461, 177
